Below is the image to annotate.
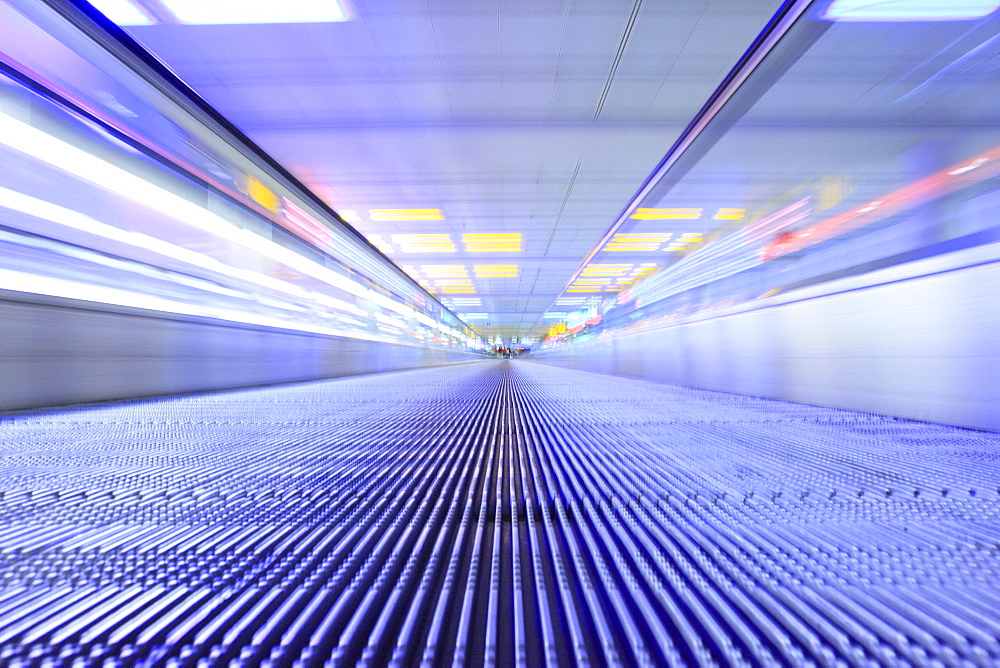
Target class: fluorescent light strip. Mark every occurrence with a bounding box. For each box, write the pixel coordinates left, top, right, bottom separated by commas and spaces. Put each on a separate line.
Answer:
463, 234, 522, 252
0, 268, 400, 343
421, 265, 468, 277
474, 265, 519, 277
392, 234, 453, 242
463, 234, 521, 241
370, 209, 444, 221
160, 0, 348, 24
0, 187, 368, 318
714, 208, 746, 220
582, 269, 631, 276
88, 0, 153, 24
631, 208, 702, 220
612, 234, 672, 240
0, 112, 445, 327
823, 0, 1000, 20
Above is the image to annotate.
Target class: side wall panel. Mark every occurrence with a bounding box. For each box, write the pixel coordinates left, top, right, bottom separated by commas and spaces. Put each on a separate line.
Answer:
535, 262, 1000, 431
1, 298, 480, 411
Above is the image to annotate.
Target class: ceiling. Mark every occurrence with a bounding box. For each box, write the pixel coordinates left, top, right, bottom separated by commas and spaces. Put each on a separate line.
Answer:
111, 0, 787, 341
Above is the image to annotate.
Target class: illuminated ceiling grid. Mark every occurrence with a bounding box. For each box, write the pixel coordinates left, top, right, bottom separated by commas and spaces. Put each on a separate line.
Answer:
123, 0, 786, 339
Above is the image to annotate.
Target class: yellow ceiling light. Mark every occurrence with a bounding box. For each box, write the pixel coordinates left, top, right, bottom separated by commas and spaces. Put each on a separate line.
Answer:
613, 234, 673, 241
440, 286, 477, 293
714, 208, 746, 220
631, 208, 702, 220
582, 263, 633, 276
391, 234, 456, 253
474, 264, 519, 277
370, 209, 445, 221
434, 278, 474, 286
603, 233, 672, 252
391, 234, 453, 244
420, 264, 468, 277
158, 0, 349, 24
463, 233, 522, 252
338, 209, 363, 223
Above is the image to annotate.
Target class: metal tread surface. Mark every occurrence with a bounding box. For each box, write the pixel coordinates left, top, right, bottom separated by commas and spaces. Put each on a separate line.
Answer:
0, 360, 998, 666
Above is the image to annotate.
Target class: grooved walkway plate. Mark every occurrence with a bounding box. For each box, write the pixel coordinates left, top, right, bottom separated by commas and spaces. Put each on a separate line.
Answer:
1, 361, 998, 666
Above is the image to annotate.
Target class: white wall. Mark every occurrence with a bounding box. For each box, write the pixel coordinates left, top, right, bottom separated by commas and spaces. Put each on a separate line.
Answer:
535, 255, 1000, 431
1, 294, 480, 411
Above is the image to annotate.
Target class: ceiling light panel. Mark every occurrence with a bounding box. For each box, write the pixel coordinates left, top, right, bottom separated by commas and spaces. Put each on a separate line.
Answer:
391, 234, 456, 253
433, 278, 474, 286
602, 233, 673, 251
463, 234, 522, 252
581, 263, 633, 276
561, 260, 662, 297
420, 265, 468, 277
631, 208, 702, 219
369, 209, 445, 221
474, 264, 519, 277
158, 0, 349, 24
714, 208, 746, 220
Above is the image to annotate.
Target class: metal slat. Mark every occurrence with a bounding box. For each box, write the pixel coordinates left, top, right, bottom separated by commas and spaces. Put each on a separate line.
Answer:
0, 361, 998, 664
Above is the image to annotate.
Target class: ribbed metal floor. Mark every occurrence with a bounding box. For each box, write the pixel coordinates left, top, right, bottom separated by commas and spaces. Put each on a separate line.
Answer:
1, 361, 999, 666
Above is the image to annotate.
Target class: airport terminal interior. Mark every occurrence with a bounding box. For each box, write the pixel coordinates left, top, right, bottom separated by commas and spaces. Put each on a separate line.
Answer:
1, 0, 999, 665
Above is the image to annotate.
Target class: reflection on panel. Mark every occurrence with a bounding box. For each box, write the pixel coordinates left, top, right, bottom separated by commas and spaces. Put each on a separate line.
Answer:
0, 4, 483, 354
543, 5, 999, 345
